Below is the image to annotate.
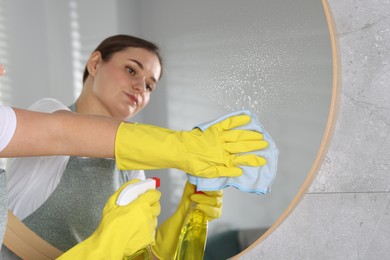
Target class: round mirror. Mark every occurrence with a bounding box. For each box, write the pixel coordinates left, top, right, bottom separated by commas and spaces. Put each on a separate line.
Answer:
1, 0, 336, 259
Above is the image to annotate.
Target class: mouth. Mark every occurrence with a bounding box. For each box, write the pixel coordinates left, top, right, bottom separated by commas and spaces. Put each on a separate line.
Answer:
124, 92, 139, 106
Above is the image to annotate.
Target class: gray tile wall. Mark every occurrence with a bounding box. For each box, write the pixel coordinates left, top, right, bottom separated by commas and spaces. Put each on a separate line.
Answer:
240, 0, 390, 259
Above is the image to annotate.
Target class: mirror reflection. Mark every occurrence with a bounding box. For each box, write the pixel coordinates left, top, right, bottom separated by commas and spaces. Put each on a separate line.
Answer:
1, 0, 332, 259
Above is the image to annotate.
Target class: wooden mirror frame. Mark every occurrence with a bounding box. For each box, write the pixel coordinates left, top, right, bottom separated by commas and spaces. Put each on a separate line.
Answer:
3, 0, 340, 258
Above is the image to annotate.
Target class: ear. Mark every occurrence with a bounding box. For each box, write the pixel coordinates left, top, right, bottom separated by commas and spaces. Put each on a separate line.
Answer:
86, 51, 102, 78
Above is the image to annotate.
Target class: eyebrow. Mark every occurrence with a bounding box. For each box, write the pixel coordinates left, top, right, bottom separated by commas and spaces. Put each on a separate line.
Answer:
129, 59, 157, 84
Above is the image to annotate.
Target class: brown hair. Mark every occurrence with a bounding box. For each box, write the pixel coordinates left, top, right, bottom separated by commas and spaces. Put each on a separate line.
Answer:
83, 34, 163, 83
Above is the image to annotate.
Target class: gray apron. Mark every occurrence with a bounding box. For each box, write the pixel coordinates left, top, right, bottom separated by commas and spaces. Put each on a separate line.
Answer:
22, 157, 132, 251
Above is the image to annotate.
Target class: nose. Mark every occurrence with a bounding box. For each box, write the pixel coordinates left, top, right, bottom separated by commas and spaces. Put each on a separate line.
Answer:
132, 74, 147, 94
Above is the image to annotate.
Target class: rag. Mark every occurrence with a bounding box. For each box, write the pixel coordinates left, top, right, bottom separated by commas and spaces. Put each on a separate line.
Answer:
187, 110, 278, 194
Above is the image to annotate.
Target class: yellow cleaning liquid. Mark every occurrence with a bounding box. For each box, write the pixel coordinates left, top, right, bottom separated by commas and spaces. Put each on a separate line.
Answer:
174, 203, 209, 260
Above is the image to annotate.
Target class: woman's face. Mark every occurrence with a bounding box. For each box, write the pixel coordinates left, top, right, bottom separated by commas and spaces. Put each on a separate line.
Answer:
89, 47, 161, 120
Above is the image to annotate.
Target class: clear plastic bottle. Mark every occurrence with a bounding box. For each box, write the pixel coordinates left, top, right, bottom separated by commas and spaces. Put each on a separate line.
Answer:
174, 191, 208, 260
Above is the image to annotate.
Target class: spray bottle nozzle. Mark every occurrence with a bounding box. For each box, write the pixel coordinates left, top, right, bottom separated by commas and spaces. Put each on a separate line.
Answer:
116, 177, 160, 206
151, 177, 161, 188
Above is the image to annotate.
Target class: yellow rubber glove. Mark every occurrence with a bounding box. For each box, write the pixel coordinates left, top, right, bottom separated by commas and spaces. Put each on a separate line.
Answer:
151, 181, 222, 259
57, 179, 161, 260
115, 114, 268, 178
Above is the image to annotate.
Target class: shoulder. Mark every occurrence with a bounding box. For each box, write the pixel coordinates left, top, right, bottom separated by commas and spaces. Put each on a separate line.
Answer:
29, 98, 70, 113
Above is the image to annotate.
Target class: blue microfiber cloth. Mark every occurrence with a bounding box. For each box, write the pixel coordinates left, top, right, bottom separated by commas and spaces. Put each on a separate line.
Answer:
187, 110, 278, 195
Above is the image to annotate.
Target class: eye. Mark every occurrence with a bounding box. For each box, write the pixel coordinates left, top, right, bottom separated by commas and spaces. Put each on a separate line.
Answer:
145, 84, 153, 92
126, 66, 136, 75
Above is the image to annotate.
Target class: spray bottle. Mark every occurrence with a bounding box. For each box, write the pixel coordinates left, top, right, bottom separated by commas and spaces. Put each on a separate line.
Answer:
116, 177, 160, 260
174, 190, 209, 260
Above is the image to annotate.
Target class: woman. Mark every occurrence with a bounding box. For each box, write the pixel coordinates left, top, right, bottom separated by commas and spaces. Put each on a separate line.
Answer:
6, 36, 164, 240
1, 63, 159, 259
5, 35, 267, 256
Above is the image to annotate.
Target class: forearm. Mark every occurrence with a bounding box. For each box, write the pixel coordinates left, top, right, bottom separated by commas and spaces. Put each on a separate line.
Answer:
0, 108, 122, 158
